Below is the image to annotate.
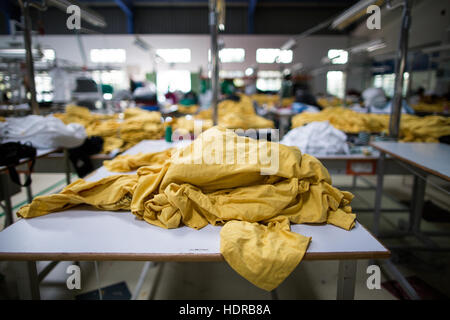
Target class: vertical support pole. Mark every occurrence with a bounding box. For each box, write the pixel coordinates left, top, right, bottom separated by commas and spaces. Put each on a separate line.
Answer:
373, 152, 386, 236
15, 261, 40, 300
209, 0, 219, 126
337, 260, 357, 300
20, 0, 39, 115
1, 173, 13, 227
64, 149, 71, 185
131, 261, 154, 300
389, 0, 411, 139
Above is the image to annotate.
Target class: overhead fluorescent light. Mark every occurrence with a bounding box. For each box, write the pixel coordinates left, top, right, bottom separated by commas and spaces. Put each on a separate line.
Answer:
349, 39, 386, 53
133, 36, 151, 52
0, 48, 43, 59
281, 38, 296, 51
47, 0, 107, 28
331, 0, 384, 30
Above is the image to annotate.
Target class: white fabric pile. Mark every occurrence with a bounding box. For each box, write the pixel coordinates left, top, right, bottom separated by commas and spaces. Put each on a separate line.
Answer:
0, 115, 86, 149
281, 121, 349, 155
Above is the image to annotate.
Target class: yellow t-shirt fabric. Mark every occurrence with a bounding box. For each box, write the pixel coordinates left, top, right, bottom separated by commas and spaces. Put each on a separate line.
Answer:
18, 126, 356, 291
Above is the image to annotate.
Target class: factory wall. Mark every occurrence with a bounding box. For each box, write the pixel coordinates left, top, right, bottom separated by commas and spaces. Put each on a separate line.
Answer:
0, 33, 349, 93
352, 0, 450, 56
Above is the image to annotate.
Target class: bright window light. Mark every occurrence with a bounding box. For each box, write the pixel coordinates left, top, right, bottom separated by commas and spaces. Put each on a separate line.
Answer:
35, 73, 53, 102
328, 49, 348, 64
90, 49, 126, 63
157, 70, 191, 98
256, 49, 293, 64
257, 70, 282, 78
326, 71, 346, 98
245, 68, 254, 76
92, 70, 128, 90
43, 49, 55, 61
156, 49, 191, 63
256, 78, 281, 91
208, 48, 246, 63
219, 70, 244, 78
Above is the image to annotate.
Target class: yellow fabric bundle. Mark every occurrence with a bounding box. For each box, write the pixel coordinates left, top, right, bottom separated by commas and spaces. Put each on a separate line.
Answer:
292, 107, 450, 142
177, 105, 199, 114
54, 105, 164, 153
251, 94, 294, 108
18, 127, 356, 291
175, 95, 274, 133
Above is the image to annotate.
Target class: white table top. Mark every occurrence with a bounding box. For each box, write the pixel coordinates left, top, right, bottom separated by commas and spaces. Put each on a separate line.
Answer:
0, 139, 389, 261
370, 141, 450, 181
0, 207, 389, 261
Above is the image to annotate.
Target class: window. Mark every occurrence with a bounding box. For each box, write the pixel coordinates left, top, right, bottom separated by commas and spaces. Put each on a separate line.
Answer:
208, 48, 246, 63
156, 49, 191, 63
326, 71, 346, 98
90, 49, 126, 63
92, 70, 128, 92
372, 73, 409, 97
42, 49, 55, 61
35, 73, 53, 102
219, 70, 244, 78
256, 70, 282, 91
256, 49, 293, 64
328, 49, 348, 64
156, 70, 191, 100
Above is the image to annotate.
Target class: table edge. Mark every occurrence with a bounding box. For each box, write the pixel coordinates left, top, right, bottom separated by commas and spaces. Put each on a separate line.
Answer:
370, 142, 450, 181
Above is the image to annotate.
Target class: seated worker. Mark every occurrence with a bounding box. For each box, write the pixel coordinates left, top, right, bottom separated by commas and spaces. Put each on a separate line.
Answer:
362, 87, 414, 114
179, 90, 199, 106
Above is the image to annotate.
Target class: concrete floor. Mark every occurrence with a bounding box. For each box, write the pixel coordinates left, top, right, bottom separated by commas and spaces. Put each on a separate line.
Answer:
0, 173, 449, 300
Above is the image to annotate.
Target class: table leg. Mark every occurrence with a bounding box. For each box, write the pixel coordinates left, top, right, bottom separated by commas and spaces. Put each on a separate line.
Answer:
1, 173, 13, 227
63, 149, 71, 185
336, 260, 357, 300
14, 261, 40, 300
373, 152, 386, 236
132, 261, 154, 300
410, 175, 426, 233
382, 260, 420, 300
25, 179, 33, 204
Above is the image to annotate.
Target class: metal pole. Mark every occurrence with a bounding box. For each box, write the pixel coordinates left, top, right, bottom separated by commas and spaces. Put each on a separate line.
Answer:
336, 260, 357, 300
209, 0, 219, 126
20, 0, 40, 115
388, 0, 411, 139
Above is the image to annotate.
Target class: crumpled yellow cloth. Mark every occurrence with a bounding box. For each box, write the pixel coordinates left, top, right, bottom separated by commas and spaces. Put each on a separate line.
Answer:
18, 126, 356, 291
54, 105, 164, 153
292, 107, 450, 142
174, 95, 274, 133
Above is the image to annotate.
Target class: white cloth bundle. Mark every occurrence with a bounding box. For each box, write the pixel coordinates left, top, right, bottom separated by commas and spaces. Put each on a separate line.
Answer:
0, 115, 86, 149
281, 121, 349, 155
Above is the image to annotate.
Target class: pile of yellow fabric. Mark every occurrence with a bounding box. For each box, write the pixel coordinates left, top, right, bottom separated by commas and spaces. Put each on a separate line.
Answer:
177, 105, 199, 114
174, 95, 274, 133
292, 107, 450, 142
18, 126, 356, 291
54, 105, 164, 153
317, 97, 344, 109
251, 94, 294, 108
411, 102, 447, 113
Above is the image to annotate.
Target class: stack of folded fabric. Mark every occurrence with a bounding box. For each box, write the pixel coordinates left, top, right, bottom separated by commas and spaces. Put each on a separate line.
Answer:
18, 126, 356, 291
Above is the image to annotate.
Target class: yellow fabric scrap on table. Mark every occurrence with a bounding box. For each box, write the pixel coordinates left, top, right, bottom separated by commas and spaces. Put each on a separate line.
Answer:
54, 105, 164, 153
292, 107, 450, 142
18, 126, 356, 291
